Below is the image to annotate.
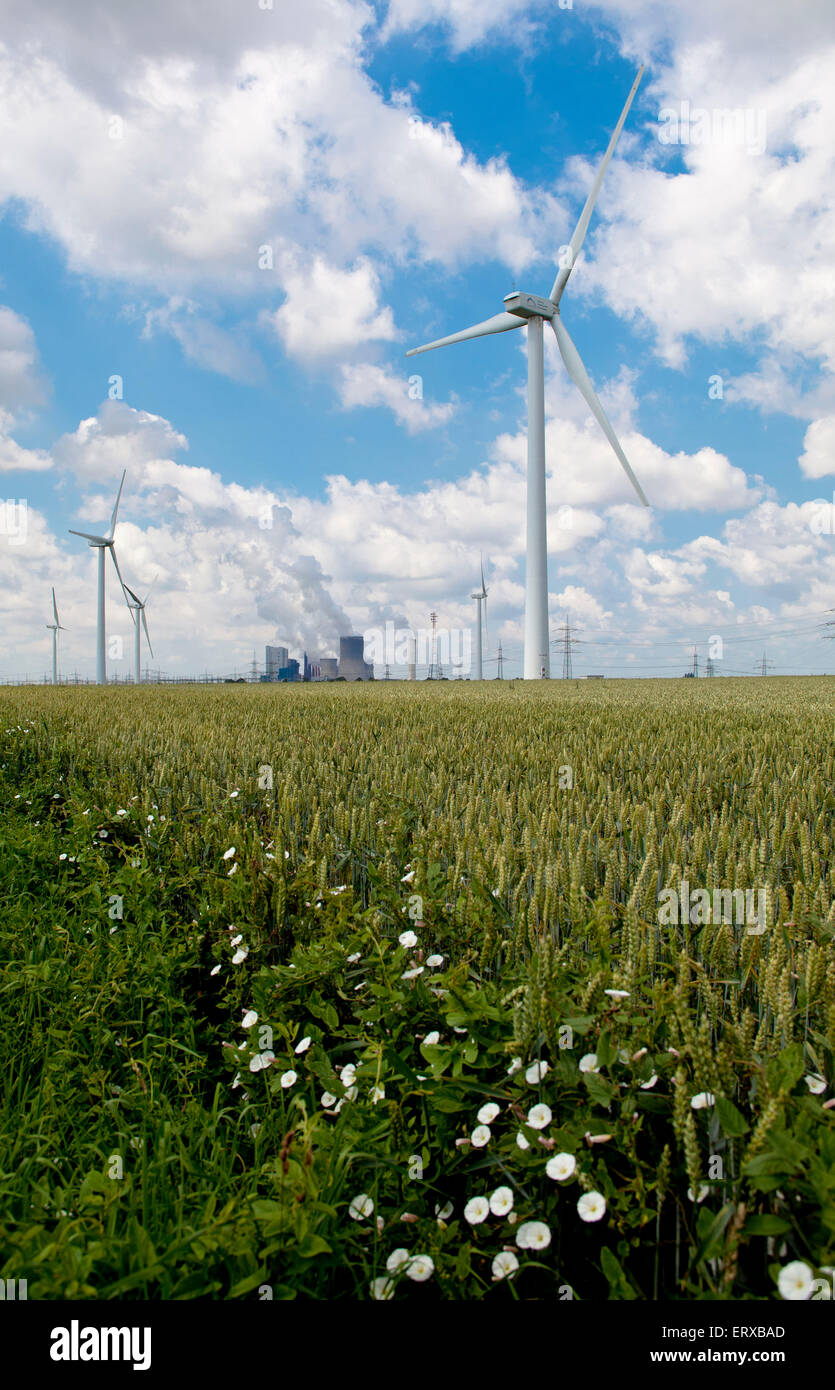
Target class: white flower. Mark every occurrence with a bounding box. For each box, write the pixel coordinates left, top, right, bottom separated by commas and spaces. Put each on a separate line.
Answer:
405, 1254, 434, 1282
241, 1010, 258, 1029
210, 964, 221, 976
477, 1102, 500, 1124
222, 846, 236, 860
777, 1260, 813, 1301
398, 929, 418, 948
344, 1086, 358, 1101
579, 1053, 599, 1073
516, 1220, 551, 1250
229, 791, 239, 799
401, 871, 415, 883
546, 1152, 576, 1182
348, 1193, 374, 1221
59, 853, 67, 860
339, 1063, 357, 1087
346, 952, 361, 963
370, 1276, 394, 1300
507, 1057, 523, 1075
370, 1085, 385, 1104
604, 989, 630, 999
232, 947, 248, 964
402, 967, 424, 980
690, 1092, 716, 1110
426, 954, 444, 968
489, 1186, 514, 1216
321, 1092, 337, 1108
423, 1031, 440, 1046
805, 1073, 827, 1095
526, 1103, 552, 1130
250, 1122, 261, 1138
386, 1248, 411, 1272
249, 1051, 274, 1072
227, 863, 238, 877
688, 1185, 710, 1203
464, 1196, 490, 1225
492, 1251, 519, 1281
230, 933, 243, 946
640, 1074, 659, 1090
516, 1131, 530, 1150
525, 1060, 549, 1084
294, 1036, 312, 1054
470, 1124, 491, 1148
280, 1070, 297, 1088
435, 1201, 454, 1222
577, 1191, 607, 1223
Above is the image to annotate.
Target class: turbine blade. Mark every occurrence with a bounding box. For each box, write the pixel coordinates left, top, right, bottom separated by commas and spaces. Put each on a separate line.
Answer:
549, 66, 643, 306
406, 312, 523, 357
52, 587, 59, 626
550, 316, 649, 506
69, 529, 108, 543
109, 545, 134, 607
142, 608, 154, 659
108, 469, 127, 539
480, 553, 486, 597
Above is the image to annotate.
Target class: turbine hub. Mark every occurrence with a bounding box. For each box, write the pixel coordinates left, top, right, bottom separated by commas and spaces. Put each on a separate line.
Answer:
503, 291, 555, 320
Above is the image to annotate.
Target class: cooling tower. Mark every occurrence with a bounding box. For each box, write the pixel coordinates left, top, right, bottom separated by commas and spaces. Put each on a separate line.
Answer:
339, 635, 373, 680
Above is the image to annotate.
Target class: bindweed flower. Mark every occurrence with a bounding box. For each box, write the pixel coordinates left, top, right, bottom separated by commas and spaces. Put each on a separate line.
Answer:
805, 1073, 827, 1095
249, 1051, 274, 1072
348, 1194, 374, 1221
516, 1220, 551, 1250
321, 1092, 337, 1109
688, 1185, 710, 1203
222, 847, 236, 860
232, 947, 248, 964
489, 1186, 514, 1216
241, 1010, 258, 1029
401, 871, 415, 884
398, 930, 418, 948
579, 1053, 599, 1073
690, 1092, 716, 1110
405, 1255, 434, 1282
777, 1261, 814, 1300
516, 1131, 530, 1151
423, 1031, 440, 1046
526, 1103, 552, 1130
640, 1074, 659, 1090
339, 1063, 357, 1087
426, 954, 444, 968
470, 1125, 491, 1148
525, 1060, 549, 1084
477, 1102, 501, 1124
546, 1152, 576, 1182
370, 1276, 394, 1300
492, 1251, 519, 1281
507, 1057, 523, 1075
280, 1070, 297, 1088
464, 1196, 490, 1225
294, 1036, 312, 1054
210, 964, 221, 976
346, 952, 361, 963
370, 1085, 385, 1104
386, 1248, 411, 1273
435, 1201, 454, 1222
402, 966, 424, 980
577, 1192, 607, 1223
604, 989, 630, 999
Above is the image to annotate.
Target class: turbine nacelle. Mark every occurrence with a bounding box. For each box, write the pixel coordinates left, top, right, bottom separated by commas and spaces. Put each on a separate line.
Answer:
503, 292, 556, 320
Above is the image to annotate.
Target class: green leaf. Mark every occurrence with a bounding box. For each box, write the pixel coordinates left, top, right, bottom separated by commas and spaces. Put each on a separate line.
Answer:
716, 1095, 749, 1138
744, 1214, 792, 1236
600, 1247, 638, 1299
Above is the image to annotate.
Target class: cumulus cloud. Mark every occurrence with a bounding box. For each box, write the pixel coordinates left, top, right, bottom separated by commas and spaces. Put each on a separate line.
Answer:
0, 307, 48, 417
798, 417, 835, 479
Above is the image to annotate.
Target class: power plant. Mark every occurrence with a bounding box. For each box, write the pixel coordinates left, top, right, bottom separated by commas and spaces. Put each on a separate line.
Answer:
260, 634, 372, 682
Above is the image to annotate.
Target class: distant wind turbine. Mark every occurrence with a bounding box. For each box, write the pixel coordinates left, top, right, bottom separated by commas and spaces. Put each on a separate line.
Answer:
407, 68, 649, 679
123, 581, 155, 684
471, 556, 488, 681
45, 587, 65, 685
68, 470, 130, 685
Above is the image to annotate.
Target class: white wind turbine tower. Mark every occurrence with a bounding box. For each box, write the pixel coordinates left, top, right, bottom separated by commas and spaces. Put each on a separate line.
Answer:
471, 556, 488, 680
68, 470, 130, 685
46, 587, 65, 685
407, 68, 649, 679
123, 581, 154, 684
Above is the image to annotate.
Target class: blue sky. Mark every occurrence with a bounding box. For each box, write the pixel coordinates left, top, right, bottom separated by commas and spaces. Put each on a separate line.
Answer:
1, 0, 834, 679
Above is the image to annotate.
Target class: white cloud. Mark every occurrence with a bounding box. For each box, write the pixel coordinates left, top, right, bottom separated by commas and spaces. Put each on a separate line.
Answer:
338, 362, 455, 432
0, 307, 48, 416
798, 417, 835, 479
269, 256, 397, 360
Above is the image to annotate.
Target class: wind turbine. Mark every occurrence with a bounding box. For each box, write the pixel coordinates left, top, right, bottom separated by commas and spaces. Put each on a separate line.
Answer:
407, 68, 649, 679
123, 581, 154, 684
471, 556, 488, 681
68, 470, 130, 685
45, 587, 65, 685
